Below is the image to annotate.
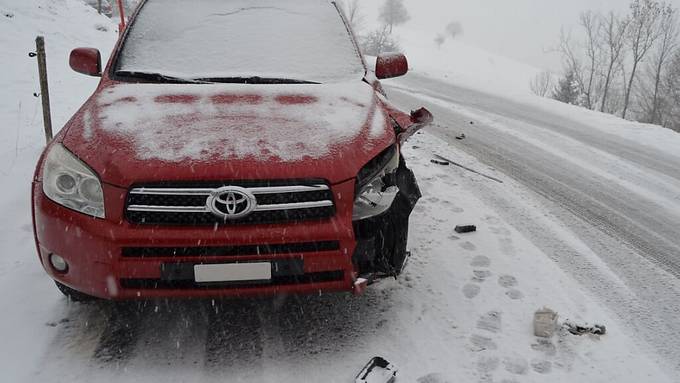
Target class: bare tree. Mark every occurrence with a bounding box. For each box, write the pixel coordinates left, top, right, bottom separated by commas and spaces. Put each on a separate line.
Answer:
645, 5, 678, 124
379, 0, 410, 33
446, 21, 464, 39
361, 25, 401, 56
664, 51, 680, 130
557, 28, 583, 93
337, 0, 364, 34
599, 11, 629, 113
434, 33, 446, 49
530, 71, 554, 97
579, 11, 604, 110
622, 0, 662, 119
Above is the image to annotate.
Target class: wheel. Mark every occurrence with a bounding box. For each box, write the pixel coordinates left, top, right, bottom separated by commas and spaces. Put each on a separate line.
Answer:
55, 281, 99, 302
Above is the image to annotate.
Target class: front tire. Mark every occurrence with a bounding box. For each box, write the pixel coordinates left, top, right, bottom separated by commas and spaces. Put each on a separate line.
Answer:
55, 281, 99, 302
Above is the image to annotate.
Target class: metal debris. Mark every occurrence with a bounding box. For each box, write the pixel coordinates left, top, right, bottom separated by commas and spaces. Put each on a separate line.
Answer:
433, 154, 503, 183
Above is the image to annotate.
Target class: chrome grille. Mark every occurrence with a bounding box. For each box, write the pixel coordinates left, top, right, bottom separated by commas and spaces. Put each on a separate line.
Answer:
126, 181, 335, 225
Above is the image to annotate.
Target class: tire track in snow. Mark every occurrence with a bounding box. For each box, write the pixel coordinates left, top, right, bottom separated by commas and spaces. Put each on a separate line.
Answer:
92, 303, 144, 365
121, 301, 211, 381
203, 299, 265, 375
387, 85, 680, 279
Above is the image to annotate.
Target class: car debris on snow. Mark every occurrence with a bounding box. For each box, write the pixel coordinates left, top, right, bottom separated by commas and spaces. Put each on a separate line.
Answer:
455, 133, 466, 140
534, 307, 559, 338
432, 154, 503, 183
355, 357, 398, 383
430, 157, 450, 166
563, 320, 607, 336
454, 225, 477, 233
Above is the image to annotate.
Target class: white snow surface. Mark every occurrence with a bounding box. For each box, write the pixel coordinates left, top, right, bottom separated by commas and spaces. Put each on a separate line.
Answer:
117, 0, 365, 83
94, 81, 377, 162
0, 0, 677, 382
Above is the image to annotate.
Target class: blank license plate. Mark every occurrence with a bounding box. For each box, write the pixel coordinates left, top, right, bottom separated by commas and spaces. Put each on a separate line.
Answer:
194, 263, 272, 283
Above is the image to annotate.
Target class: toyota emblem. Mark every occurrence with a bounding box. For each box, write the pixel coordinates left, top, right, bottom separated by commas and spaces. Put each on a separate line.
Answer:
206, 186, 257, 220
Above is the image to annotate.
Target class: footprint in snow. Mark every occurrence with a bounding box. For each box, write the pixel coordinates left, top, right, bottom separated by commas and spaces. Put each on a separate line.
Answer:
460, 241, 477, 251
503, 356, 529, 375
476, 355, 500, 373
531, 339, 557, 356
498, 275, 518, 288
462, 284, 481, 299
469, 334, 497, 352
425, 196, 440, 204
470, 255, 490, 268
498, 275, 524, 299
476, 311, 502, 333
505, 289, 524, 300
531, 359, 552, 374
472, 270, 492, 282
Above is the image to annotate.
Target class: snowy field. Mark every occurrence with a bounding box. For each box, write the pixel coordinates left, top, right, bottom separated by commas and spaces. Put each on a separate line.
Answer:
1, 0, 679, 382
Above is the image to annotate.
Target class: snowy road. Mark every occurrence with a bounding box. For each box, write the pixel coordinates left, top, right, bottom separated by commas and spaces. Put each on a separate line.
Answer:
388, 74, 680, 275
386, 75, 680, 374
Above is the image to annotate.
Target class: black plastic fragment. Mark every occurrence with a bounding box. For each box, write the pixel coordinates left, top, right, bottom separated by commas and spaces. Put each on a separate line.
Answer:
430, 158, 450, 166
455, 225, 477, 233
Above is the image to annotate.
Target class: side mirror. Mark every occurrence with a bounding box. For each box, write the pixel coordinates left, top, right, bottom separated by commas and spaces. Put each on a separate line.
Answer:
375, 53, 408, 79
69, 48, 102, 77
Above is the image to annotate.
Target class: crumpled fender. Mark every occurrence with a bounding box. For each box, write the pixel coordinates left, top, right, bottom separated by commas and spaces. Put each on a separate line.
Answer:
398, 107, 434, 144
378, 96, 434, 144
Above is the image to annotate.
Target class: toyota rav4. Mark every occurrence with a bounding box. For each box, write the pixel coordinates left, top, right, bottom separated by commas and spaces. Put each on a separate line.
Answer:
32, 0, 432, 301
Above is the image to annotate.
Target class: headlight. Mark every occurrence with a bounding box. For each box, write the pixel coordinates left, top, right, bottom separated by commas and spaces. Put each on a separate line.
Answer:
353, 146, 400, 221
42, 144, 105, 218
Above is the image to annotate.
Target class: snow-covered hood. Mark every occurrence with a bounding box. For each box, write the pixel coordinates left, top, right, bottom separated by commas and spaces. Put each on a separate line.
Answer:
62, 81, 395, 187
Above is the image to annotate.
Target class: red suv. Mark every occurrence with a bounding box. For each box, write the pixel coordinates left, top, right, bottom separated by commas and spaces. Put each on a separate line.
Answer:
32, 0, 431, 301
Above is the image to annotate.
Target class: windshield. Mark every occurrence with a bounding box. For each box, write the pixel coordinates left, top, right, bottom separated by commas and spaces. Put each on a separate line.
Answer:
114, 0, 365, 83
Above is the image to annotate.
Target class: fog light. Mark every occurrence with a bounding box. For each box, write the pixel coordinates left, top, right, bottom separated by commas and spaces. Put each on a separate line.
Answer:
50, 254, 68, 273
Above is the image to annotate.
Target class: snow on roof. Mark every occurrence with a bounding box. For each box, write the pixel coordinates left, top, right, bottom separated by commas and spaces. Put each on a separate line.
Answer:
116, 0, 365, 83
95, 81, 379, 162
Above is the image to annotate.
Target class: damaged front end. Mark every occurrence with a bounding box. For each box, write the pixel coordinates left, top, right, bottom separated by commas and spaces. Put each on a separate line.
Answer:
351, 107, 432, 284
352, 148, 422, 281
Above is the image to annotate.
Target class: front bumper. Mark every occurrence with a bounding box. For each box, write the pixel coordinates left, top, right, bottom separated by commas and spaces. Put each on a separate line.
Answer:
32, 179, 358, 300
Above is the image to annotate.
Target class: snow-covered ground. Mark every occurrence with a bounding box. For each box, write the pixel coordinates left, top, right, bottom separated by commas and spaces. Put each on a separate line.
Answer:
1, 0, 679, 382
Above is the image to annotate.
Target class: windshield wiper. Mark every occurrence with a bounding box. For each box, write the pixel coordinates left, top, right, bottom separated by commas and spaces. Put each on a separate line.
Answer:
195, 76, 319, 84
115, 71, 214, 84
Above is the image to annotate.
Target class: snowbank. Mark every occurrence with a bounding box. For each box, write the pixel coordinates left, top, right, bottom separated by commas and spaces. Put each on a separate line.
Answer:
0, 0, 117, 381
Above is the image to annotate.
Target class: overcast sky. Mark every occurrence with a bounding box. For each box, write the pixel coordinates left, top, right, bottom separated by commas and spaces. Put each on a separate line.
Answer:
363, 0, 680, 71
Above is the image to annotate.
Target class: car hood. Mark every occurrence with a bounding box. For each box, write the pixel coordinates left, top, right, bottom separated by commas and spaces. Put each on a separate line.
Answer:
62, 81, 395, 187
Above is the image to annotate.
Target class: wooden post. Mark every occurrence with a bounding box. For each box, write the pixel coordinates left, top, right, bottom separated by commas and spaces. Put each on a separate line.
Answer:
35, 36, 53, 143
97, 0, 102, 14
